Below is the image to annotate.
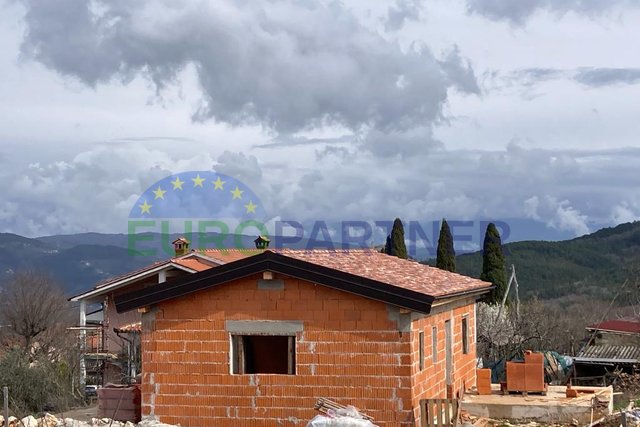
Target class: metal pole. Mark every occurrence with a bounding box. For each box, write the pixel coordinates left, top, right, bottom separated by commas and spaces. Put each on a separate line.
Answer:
3, 386, 8, 424
79, 300, 87, 389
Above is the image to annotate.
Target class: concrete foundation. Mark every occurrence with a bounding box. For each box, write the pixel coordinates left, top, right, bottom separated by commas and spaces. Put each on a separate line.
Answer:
462, 385, 613, 424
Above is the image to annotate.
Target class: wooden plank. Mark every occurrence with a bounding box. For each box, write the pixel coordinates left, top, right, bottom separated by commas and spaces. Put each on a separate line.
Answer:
443, 399, 451, 426
428, 401, 435, 427
420, 400, 427, 427
453, 400, 459, 427
436, 399, 443, 427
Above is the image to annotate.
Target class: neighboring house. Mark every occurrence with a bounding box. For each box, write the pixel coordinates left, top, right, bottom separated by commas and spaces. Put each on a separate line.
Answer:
114, 249, 492, 426
573, 318, 640, 380
586, 319, 640, 346
70, 238, 260, 385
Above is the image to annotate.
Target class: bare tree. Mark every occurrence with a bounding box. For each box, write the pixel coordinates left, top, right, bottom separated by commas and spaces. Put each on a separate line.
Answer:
0, 270, 82, 412
477, 295, 611, 364
0, 270, 72, 360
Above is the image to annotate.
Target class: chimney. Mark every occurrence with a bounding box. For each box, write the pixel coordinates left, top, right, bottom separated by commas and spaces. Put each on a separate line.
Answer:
172, 237, 190, 256
254, 235, 270, 249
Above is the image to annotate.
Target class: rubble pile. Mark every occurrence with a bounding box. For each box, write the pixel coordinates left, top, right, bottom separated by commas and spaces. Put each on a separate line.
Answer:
613, 372, 640, 394
0, 415, 177, 427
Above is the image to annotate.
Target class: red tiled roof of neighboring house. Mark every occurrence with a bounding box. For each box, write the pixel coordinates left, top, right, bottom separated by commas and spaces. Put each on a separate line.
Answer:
172, 257, 215, 271
94, 260, 169, 289
588, 319, 640, 334
271, 249, 491, 298
70, 249, 258, 301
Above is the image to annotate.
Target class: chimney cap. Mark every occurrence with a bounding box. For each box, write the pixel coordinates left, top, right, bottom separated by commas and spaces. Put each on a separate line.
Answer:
254, 235, 270, 249
172, 237, 190, 256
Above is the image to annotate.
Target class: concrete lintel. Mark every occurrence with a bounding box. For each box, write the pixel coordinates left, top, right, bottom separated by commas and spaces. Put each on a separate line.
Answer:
257, 279, 284, 290
225, 320, 303, 335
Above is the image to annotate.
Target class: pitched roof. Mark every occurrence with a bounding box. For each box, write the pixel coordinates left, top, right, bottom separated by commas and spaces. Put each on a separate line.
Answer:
114, 249, 492, 314
587, 319, 640, 334
274, 249, 489, 298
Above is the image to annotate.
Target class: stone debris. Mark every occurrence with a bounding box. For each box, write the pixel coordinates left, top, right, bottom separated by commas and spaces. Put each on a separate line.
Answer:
0, 414, 179, 427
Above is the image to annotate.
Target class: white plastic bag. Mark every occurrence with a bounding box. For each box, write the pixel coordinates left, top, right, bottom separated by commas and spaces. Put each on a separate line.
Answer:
306, 415, 378, 427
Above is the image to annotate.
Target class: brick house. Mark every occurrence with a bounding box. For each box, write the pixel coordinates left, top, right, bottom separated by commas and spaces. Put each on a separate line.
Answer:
114, 249, 492, 426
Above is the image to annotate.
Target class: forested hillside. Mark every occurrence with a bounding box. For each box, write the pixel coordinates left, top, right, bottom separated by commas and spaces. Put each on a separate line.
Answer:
453, 221, 640, 299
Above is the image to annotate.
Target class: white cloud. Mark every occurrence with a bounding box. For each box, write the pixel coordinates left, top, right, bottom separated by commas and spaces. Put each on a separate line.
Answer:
610, 203, 640, 224
524, 195, 590, 236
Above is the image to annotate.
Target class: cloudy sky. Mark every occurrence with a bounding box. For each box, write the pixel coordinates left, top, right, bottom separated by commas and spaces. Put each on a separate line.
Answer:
1, 0, 640, 245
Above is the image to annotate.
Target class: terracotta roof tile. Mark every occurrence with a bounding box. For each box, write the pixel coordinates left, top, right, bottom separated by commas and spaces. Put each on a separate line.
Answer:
172, 258, 213, 272
269, 249, 491, 298
198, 248, 265, 263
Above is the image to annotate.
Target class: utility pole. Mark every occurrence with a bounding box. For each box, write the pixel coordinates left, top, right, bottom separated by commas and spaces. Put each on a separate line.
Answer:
497, 264, 520, 321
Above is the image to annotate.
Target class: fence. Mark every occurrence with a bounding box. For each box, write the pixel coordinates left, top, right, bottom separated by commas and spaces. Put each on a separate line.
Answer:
419, 398, 459, 427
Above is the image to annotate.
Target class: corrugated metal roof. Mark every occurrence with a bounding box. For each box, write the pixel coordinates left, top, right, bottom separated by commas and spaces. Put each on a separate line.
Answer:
575, 345, 640, 365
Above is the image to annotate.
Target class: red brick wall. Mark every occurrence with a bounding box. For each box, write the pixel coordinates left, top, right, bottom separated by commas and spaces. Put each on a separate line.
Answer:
409, 300, 477, 422
140, 274, 478, 426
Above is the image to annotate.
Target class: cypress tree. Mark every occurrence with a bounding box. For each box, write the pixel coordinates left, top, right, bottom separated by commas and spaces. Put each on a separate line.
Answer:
480, 222, 507, 305
383, 234, 392, 254
386, 218, 408, 259
436, 218, 456, 272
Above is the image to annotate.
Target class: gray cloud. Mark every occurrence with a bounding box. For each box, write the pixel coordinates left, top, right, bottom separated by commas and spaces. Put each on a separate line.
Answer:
385, 0, 422, 31
466, 0, 635, 24
17, 0, 478, 157
484, 67, 640, 95
438, 46, 481, 94
574, 68, 640, 87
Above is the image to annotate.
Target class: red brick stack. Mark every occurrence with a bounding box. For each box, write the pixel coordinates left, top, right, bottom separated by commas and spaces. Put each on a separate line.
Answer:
476, 368, 492, 395
505, 350, 546, 393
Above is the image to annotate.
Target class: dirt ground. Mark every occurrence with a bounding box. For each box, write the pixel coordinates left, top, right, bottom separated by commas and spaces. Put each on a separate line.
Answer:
55, 404, 98, 422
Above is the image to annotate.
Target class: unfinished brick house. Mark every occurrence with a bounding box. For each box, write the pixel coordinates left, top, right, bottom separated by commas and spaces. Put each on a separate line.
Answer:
114, 249, 492, 426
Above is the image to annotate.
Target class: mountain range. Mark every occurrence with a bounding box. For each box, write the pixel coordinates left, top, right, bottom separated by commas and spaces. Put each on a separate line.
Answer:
1, 221, 638, 299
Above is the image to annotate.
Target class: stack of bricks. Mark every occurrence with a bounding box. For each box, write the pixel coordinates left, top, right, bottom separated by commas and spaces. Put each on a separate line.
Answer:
476, 369, 492, 395
506, 350, 545, 393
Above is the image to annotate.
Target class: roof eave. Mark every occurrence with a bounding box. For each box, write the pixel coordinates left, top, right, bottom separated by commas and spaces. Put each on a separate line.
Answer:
431, 285, 494, 304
